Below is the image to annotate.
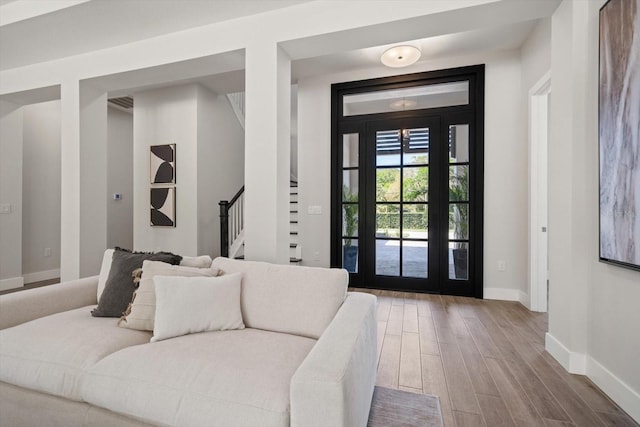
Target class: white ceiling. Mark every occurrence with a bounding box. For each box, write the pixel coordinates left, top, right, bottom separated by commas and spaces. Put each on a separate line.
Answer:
0, 0, 311, 70
292, 20, 538, 80
0, 0, 557, 98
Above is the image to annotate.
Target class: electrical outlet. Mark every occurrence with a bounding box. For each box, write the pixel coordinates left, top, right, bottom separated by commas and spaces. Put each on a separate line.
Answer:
44, 248, 52, 257
0, 203, 11, 214
307, 205, 322, 215
497, 260, 506, 271
313, 251, 320, 261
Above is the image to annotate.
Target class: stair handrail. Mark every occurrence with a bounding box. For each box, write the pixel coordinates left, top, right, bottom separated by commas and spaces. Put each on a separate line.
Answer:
219, 186, 245, 258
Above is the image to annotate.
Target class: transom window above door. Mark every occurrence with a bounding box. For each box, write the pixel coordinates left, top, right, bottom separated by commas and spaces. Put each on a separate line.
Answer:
342, 81, 469, 116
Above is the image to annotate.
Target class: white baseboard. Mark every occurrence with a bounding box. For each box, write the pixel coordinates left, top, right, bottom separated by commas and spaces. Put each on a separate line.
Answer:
546, 334, 639, 423
484, 287, 519, 301
0, 276, 24, 291
518, 291, 530, 308
22, 269, 60, 284
587, 356, 640, 423
484, 287, 529, 306
545, 332, 586, 374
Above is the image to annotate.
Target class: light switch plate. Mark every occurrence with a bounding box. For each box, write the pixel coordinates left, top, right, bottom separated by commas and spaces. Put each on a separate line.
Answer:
307, 205, 322, 215
0, 204, 11, 214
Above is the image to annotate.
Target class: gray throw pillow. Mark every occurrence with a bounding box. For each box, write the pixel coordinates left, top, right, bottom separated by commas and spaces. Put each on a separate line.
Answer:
91, 248, 182, 317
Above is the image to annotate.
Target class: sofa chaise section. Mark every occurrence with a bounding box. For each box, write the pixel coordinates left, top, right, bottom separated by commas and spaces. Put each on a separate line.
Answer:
0, 258, 378, 427
0, 305, 151, 401
82, 329, 317, 427
0, 276, 98, 330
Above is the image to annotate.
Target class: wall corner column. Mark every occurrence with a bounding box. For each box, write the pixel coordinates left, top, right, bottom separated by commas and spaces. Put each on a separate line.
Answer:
0, 100, 24, 290
244, 42, 291, 264
60, 80, 107, 280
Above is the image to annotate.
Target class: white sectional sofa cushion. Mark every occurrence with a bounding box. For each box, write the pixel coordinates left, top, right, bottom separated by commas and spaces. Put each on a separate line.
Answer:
119, 260, 220, 331
151, 273, 244, 342
97, 250, 213, 301
211, 257, 348, 339
82, 328, 316, 427
0, 306, 151, 401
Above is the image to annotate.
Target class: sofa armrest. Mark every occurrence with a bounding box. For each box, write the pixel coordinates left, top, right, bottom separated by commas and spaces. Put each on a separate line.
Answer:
290, 292, 377, 427
0, 276, 98, 330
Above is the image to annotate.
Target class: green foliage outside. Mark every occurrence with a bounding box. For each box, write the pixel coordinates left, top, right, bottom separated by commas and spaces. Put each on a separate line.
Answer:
449, 165, 469, 241
403, 166, 429, 202
342, 185, 358, 246
348, 159, 469, 240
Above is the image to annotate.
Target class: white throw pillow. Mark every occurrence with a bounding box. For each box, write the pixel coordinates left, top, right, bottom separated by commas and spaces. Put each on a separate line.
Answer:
118, 260, 220, 332
97, 249, 115, 301
180, 255, 213, 268
151, 273, 244, 342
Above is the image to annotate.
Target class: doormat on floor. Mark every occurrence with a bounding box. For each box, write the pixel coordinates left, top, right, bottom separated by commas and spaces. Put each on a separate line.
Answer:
368, 386, 443, 427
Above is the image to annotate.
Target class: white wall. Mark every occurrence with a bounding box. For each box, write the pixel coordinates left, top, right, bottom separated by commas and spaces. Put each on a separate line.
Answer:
21, 100, 61, 280
0, 101, 23, 290
196, 85, 244, 257
547, 0, 640, 421
107, 106, 133, 250
521, 18, 552, 91
297, 49, 528, 297
134, 83, 243, 257
134, 84, 199, 255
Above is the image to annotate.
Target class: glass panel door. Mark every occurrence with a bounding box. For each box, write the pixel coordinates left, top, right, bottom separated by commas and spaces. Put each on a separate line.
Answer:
375, 127, 430, 279
341, 133, 359, 273
366, 118, 440, 293
448, 124, 470, 280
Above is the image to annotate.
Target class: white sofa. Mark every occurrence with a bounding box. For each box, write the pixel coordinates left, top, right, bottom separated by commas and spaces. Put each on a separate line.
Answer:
0, 257, 377, 427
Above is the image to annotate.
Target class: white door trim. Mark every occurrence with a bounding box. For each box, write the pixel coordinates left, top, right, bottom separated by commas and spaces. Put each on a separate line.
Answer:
529, 71, 551, 312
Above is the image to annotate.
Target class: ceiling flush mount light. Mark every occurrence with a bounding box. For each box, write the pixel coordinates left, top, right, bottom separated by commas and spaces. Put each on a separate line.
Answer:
381, 45, 421, 68
390, 99, 417, 110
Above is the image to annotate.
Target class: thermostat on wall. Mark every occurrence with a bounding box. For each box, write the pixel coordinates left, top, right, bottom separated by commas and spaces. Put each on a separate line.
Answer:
113, 193, 122, 201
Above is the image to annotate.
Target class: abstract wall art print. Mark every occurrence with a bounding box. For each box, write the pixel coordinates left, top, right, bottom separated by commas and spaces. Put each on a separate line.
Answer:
150, 187, 176, 227
150, 144, 176, 184
599, 0, 640, 270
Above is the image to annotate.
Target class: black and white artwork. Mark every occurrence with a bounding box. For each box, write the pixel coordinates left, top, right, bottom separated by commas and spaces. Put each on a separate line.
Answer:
150, 144, 176, 184
599, 0, 640, 270
150, 187, 176, 227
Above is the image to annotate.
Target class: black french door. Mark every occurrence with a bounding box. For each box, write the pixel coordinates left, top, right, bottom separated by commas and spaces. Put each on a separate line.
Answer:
331, 66, 484, 297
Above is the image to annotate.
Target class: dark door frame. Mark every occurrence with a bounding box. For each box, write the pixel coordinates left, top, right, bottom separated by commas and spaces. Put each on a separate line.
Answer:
331, 65, 485, 298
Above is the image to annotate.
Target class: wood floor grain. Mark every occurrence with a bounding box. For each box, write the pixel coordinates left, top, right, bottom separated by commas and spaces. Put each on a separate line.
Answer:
356, 289, 638, 427
0, 278, 59, 295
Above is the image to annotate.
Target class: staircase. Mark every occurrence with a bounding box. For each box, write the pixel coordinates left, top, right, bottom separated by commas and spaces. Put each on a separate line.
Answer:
222, 92, 301, 263
219, 183, 302, 264
289, 182, 302, 263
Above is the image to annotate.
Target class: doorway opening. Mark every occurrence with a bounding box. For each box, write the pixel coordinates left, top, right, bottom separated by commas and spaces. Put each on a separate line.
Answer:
529, 72, 550, 312
331, 66, 484, 297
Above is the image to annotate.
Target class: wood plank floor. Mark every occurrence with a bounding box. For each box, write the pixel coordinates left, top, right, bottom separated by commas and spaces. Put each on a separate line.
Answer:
353, 289, 638, 427
0, 278, 59, 296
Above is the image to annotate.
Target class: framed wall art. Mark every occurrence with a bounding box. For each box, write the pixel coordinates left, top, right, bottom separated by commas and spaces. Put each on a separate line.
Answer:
599, 0, 640, 270
150, 186, 176, 227
150, 144, 176, 184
